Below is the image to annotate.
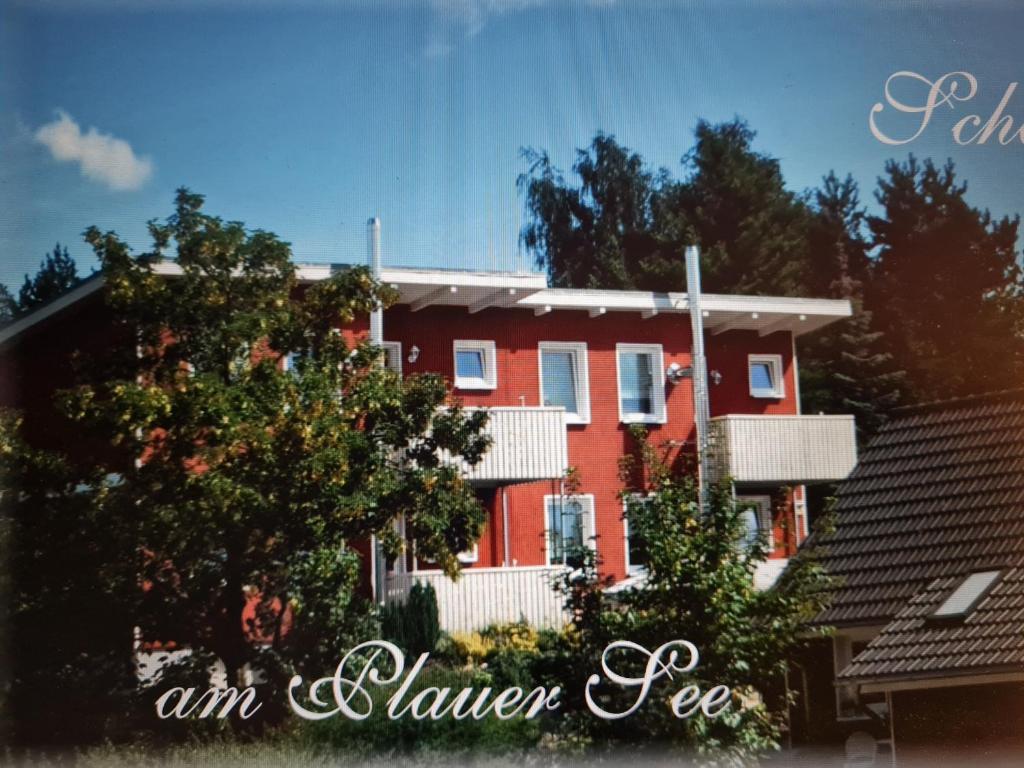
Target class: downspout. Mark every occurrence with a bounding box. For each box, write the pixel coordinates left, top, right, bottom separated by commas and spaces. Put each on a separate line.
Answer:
685, 245, 712, 513
887, 690, 897, 767
368, 217, 385, 603
501, 487, 511, 567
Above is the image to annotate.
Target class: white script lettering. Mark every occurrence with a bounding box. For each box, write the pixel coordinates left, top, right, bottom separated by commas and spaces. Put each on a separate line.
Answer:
870, 71, 1024, 146
584, 639, 732, 720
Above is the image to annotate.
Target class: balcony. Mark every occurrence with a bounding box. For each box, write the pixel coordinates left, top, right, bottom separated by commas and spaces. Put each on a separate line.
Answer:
707, 414, 857, 485
448, 406, 568, 486
384, 566, 569, 633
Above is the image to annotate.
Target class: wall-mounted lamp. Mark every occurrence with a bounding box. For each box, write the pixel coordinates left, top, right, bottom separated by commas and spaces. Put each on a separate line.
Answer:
666, 362, 693, 384
666, 363, 723, 386
407, 345, 420, 364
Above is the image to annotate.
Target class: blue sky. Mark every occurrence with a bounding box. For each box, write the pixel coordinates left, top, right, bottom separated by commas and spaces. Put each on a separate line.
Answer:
3, 1, 1023, 293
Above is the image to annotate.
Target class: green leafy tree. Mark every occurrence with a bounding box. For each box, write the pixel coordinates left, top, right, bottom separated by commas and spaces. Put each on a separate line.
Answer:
800, 173, 905, 442
519, 120, 815, 298
519, 134, 681, 290
867, 156, 1023, 400
3, 188, 493, 740
536, 428, 832, 759
18, 243, 81, 312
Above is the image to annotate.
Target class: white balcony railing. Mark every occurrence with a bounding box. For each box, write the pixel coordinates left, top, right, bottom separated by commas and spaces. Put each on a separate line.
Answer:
384, 566, 569, 633
449, 407, 568, 486
708, 414, 857, 484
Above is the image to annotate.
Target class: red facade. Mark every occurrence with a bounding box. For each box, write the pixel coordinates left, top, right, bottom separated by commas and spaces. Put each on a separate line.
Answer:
0, 270, 845, 595
374, 302, 804, 582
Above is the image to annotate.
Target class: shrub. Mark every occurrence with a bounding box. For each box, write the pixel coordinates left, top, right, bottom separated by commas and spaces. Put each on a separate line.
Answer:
380, 582, 441, 656
290, 664, 542, 756
448, 631, 495, 666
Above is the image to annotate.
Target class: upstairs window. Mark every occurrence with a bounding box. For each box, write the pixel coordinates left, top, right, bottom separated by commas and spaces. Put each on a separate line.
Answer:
453, 340, 497, 390
748, 354, 784, 399
616, 343, 666, 423
539, 342, 590, 424
545, 494, 596, 568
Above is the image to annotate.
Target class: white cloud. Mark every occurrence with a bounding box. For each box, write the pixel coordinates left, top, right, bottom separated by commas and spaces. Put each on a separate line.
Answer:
424, 0, 615, 55
34, 110, 153, 191
432, 0, 549, 37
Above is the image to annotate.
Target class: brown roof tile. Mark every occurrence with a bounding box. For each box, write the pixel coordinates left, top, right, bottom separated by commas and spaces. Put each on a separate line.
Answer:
806, 391, 1024, 681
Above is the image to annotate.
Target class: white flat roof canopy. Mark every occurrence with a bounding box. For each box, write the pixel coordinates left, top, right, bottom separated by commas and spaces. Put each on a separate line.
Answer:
356, 268, 852, 337
0, 262, 852, 347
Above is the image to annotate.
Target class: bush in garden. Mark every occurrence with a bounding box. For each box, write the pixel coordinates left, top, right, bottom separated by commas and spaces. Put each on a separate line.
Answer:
380, 582, 441, 656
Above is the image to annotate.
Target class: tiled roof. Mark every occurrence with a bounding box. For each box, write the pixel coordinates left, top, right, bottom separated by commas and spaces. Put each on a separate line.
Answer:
838, 562, 1024, 682
809, 390, 1024, 681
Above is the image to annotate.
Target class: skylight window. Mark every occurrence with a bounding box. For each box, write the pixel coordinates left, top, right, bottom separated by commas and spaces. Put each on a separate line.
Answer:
932, 570, 1001, 620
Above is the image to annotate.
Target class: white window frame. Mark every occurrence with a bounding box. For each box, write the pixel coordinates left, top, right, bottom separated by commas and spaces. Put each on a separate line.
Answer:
538, 341, 591, 424
456, 544, 479, 564
622, 493, 653, 575
453, 340, 497, 390
380, 341, 402, 377
748, 354, 785, 399
615, 343, 667, 424
543, 494, 597, 567
736, 494, 773, 550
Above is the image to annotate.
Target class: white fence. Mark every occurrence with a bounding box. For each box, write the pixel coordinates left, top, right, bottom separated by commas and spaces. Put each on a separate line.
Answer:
384, 566, 569, 633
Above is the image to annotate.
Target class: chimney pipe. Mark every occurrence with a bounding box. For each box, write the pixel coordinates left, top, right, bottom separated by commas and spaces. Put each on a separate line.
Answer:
367, 217, 385, 604
367, 217, 383, 346
686, 245, 711, 512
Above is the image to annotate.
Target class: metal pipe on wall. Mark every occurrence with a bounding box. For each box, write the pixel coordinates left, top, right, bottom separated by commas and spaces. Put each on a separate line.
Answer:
686, 245, 712, 512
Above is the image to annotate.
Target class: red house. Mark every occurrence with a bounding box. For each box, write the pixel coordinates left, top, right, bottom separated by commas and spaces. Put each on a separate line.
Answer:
0, 250, 856, 634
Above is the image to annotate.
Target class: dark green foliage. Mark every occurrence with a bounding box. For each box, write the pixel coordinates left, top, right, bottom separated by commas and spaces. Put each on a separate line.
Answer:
799, 172, 905, 443
0, 411, 141, 747
675, 119, 814, 296
519, 120, 814, 297
380, 582, 441, 657
17, 243, 82, 312
867, 156, 1023, 401
0, 283, 16, 325
291, 664, 541, 757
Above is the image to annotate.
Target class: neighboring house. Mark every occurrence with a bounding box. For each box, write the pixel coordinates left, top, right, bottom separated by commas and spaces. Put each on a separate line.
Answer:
0, 259, 856, 633
793, 390, 1024, 758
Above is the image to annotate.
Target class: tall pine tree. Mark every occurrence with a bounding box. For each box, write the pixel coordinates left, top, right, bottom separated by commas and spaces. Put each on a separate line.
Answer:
800, 172, 905, 443
671, 119, 813, 296
867, 157, 1023, 401
18, 243, 81, 311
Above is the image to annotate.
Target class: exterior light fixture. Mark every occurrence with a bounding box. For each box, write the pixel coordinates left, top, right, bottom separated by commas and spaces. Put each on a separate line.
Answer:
666, 362, 693, 384
407, 345, 420, 364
